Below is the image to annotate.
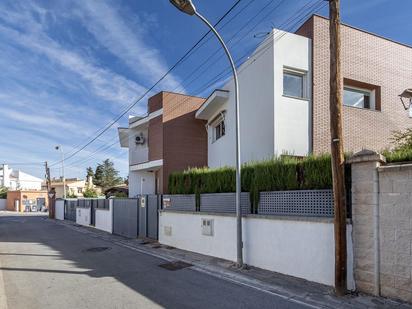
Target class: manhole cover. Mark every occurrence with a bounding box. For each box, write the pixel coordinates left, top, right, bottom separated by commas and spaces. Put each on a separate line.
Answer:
83, 247, 111, 253
159, 261, 192, 271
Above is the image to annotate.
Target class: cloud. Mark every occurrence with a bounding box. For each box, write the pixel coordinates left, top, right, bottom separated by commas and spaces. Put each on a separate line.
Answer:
74, 1, 182, 92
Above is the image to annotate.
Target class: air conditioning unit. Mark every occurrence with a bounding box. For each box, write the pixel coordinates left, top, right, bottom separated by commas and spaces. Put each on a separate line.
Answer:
135, 133, 146, 145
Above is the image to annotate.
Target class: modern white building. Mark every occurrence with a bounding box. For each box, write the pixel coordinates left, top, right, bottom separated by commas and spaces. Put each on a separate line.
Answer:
0, 165, 43, 191
195, 29, 312, 168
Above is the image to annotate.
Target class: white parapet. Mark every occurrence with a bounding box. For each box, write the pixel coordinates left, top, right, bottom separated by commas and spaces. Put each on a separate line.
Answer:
159, 211, 354, 289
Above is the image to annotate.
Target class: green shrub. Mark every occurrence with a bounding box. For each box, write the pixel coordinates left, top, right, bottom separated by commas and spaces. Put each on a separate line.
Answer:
301, 154, 332, 189
83, 187, 98, 198
0, 186, 7, 199
383, 148, 412, 163
169, 155, 334, 211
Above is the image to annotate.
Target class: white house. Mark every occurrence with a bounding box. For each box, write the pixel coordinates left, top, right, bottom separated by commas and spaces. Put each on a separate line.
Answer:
0, 165, 43, 191
195, 29, 312, 168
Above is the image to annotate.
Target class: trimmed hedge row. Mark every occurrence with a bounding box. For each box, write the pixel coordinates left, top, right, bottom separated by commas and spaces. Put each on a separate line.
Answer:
168, 155, 333, 211
383, 148, 412, 163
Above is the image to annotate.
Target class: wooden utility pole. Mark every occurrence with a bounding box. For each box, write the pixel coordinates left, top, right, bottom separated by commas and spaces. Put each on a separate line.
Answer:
329, 0, 347, 296
45, 161, 53, 219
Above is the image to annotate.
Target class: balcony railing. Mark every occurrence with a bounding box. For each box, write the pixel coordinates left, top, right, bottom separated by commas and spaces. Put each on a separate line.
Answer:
130, 147, 149, 166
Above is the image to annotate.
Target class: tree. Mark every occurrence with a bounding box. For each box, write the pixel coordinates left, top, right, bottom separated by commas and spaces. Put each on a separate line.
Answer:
391, 128, 412, 151
93, 159, 123, 190
86, 167, 94, 180
0, 186, 7, 199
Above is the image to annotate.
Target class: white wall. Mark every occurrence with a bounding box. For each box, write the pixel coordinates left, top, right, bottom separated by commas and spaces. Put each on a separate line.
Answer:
95, 200, 113, 233
76, 207, 91, 226
55, 200, 65, 220
206, 30, 312, 168
0, 199, 6, 210
207, 34, 275, 168
159, 211, 354, 289
128, 127, 149, 165
274, 32, 312, 156
128, 170, 155, 197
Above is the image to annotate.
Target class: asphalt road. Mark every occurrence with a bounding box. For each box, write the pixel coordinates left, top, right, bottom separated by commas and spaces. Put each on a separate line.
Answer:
0, 213, 308, 309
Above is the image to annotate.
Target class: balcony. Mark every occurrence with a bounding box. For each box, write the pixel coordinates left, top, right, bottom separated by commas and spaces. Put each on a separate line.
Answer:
129, 147, 149, 166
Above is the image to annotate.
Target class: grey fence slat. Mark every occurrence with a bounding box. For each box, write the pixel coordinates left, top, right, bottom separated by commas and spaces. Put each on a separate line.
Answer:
200, 193, 251, 214
147, 195, 159, 239
112, 199, 139, 238
258, 189, 334, 217
163, 194, 196, 212
64, 199, 77, 221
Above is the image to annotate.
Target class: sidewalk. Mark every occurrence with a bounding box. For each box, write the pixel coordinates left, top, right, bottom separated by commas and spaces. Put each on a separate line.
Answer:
55, 218, 411, 309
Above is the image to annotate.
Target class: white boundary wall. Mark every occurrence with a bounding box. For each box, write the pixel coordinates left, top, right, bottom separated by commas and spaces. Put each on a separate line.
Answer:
95, 200, 113, 233
0, 199, 6, 210
55, 200, 65, 220
159, 211, 354, 289
76, 207, 91, 226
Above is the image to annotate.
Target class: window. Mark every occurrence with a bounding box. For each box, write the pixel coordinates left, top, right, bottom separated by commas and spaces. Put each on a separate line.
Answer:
344, 87, 373, 109
214, 120, 225, 141
283, 70, 306, 99
77, 187, 83, 194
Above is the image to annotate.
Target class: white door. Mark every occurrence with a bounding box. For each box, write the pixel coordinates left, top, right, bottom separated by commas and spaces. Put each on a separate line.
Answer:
14, 199, 19, 212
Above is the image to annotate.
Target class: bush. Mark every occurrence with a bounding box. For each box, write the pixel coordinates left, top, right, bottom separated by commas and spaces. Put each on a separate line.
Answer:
83, 188, 98, 198
383, 148, 412, 163
169, 155, 333, 211
0, 186, 7, 199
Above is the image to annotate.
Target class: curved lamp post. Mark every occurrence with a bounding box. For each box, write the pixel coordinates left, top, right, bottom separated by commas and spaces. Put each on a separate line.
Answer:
169, 0, 243, 267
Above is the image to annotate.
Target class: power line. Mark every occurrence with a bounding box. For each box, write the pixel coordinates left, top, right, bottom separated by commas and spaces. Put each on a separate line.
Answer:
50, 0, 243, 167
59, 1, 325, 169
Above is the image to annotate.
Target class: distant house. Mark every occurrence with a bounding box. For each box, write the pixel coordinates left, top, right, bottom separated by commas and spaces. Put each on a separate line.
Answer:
0, 164, 43, 190
118, 91, 207, 196
43, 176, 100, 198
196, 15, 412, 168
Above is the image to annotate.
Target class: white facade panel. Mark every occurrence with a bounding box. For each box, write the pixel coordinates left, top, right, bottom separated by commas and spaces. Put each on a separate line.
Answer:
274, 31, 312, 156
128, 171, 156, 197
159, 211, 354, 289
95, 201, 112, 233
204, 29, 312, 168
76, 207, 91, 226
55, 200, 65, 220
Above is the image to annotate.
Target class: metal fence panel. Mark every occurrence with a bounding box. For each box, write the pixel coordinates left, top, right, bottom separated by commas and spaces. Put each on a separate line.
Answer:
258, 190, 334, 217
113, 199, 139, 238
64, 199, 77, 221
199, 193, 251, 214
162, 194, 196, 212
147, 195, 160, 239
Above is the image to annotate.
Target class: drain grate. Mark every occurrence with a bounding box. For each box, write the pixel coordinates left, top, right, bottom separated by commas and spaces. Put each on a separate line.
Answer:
159, 261, 192, 271
83, 247, 111, 253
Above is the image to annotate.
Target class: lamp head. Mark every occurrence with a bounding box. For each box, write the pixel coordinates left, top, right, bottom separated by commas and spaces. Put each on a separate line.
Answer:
169, 0, 196, 15
55, 146, 60, 151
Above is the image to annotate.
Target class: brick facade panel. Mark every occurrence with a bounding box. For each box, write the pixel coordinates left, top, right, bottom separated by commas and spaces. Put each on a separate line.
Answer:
298, 16, 412, 154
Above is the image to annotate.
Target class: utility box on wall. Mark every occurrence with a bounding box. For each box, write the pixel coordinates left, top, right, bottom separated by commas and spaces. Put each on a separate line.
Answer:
201, 218, 214, 236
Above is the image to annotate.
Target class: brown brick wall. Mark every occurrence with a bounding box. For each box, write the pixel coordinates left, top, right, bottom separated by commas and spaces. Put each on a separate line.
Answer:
147, 92, 163, 114
297, 15, 412, 154
148, 115, 163, 162
161, 92, 207, 193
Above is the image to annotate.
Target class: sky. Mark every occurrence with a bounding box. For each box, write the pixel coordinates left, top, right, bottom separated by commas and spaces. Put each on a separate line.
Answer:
0, 0, 410, 180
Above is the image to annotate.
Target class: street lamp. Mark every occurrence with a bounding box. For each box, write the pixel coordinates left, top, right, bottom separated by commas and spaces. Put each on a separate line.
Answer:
170, 0, 243, 267
55, 145, 66, 199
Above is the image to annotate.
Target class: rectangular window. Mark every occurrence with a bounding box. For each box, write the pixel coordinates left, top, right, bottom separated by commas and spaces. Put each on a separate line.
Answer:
214, 120, 225, 141
343, 87, 373, 109
283, 70, 306, 99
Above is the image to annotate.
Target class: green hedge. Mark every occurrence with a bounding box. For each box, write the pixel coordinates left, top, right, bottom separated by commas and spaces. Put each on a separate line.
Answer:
383, 148, 412, 163
169, 155, 333, 212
